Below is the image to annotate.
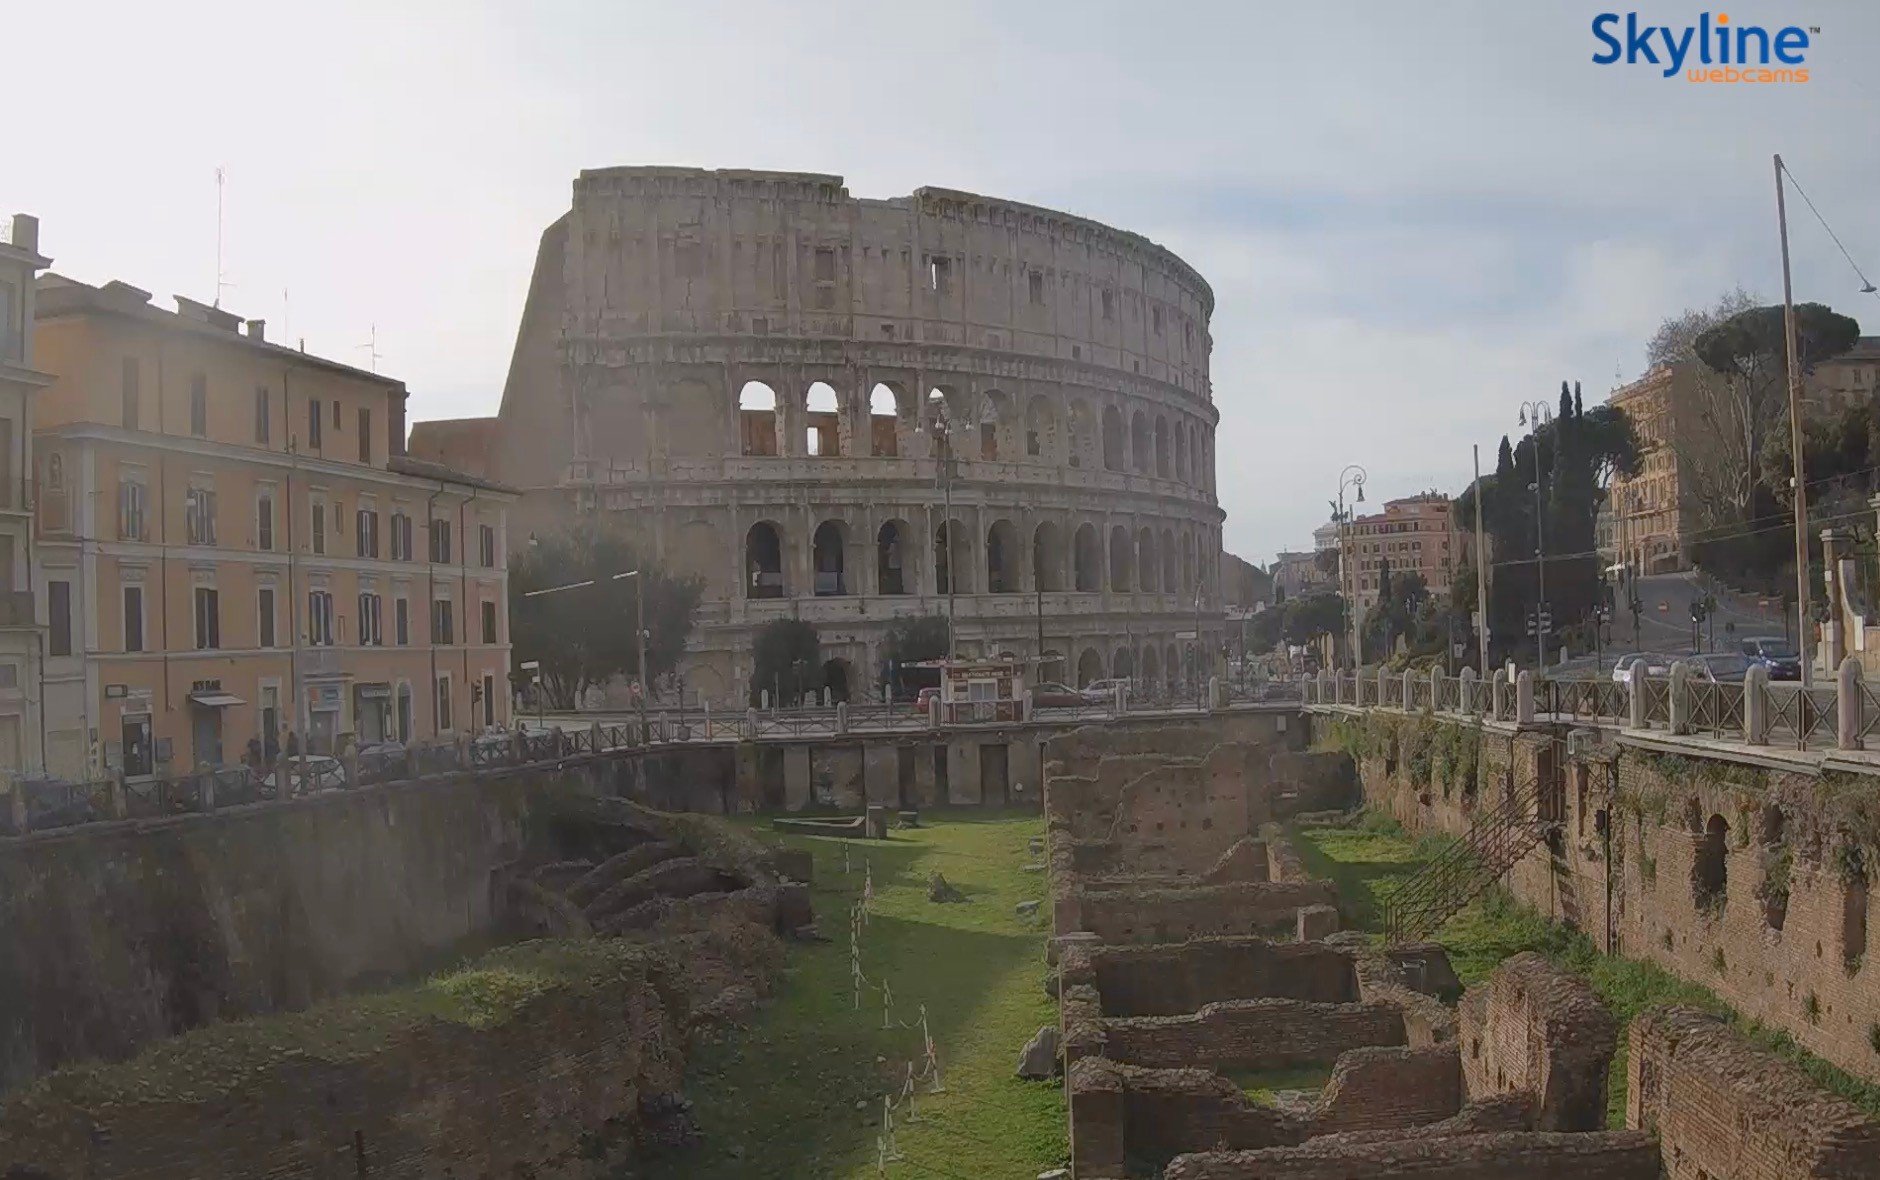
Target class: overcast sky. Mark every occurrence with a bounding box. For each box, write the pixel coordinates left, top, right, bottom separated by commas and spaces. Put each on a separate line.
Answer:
11, 1, 1880, 562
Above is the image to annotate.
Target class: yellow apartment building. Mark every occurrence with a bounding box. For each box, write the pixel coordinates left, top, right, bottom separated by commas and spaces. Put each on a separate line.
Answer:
0, 216, 51, 776
30, 274, 514, 781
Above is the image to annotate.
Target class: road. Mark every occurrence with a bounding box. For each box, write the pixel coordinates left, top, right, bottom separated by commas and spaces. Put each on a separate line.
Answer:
1614, 571, 1792, 655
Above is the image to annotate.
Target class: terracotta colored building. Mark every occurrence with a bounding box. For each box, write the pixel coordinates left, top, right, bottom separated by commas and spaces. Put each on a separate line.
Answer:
0, 216, 51, 775
1346, 492, 1465, 616
30, 275, 514, 780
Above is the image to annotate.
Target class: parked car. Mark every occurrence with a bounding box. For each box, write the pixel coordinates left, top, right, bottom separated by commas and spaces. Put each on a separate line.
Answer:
1030, 681, 1086, 708
1691, 653, 1756, 683
1612, 653, 1671, 687
1081, 678, 1130, 704
914, 686, 941, 710
1739, 636, 1802, 681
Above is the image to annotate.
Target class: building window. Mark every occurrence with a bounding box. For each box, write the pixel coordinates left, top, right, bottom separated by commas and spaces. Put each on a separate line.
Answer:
357, 406, 372, 463
432, 598, 454, 645
436, 675, 452, 732
308, 398, 323, 449
1029, 271, 1046, 306
312, 499, 326, 555
355, 508, 379, 558
49, 580, 72, 657
254, 386, 271, 445
258, 587, 276, 648
257, 493, 274, 551
391, 510, 412, 560
926, 255, 951, 294
1152, 306, 1163, 335
478, 524, 496, 568
307, 590, 334, 646
193, 586, 220, 650
184, 485, 217, 546
189, 374, 208, 436
121, 358, 140, 429
118, 476, 148, 541
481, 599, 497, 645
429, 519, 452, 564
395, 596, 409, 646
123, 584, 143, 653
1101, 289, 1115, 321
358, 592, 382, 646
332, 399, 341, 429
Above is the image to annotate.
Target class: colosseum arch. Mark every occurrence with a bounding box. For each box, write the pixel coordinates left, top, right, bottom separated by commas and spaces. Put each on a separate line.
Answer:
739, 381, 781, 457
869, 383, 905, 457
1101, 406, 1125, 471
822, 658, 853, 704
935, 518, 972, 595
1113, 647, 1135, 679
986, 518, 1020, 593
1154, 416, 1170, 478
925, 387, 966, 459
805, 381, 842, 457
745, 520, 786, 598
876, 518, 914, 595
1174, 423, 1189, 482
1108, 524, 1134, 592
1138, 527, 1160, 592
980, 390, 1013, 461
1182, 532, 1197, 596
1164, 642, 1179, 689
1073, 523, 1102, 592
1140, 643, 1160, 687
1076, 647, 1106, 687
1025, 396, 1060, 462
812, 519, 850, 595
1161, 527, 1179, 592
1130, 411, 1151, 474
1033, 521, 1065, 591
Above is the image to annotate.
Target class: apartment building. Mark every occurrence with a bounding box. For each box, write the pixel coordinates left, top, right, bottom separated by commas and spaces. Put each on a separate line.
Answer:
0, 216, 51, 775
1346, 492, 1466, 616
30, 275, 514, 780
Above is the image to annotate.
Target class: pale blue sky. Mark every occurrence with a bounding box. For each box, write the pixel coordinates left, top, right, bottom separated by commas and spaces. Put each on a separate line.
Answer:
11, 1, 1879, 561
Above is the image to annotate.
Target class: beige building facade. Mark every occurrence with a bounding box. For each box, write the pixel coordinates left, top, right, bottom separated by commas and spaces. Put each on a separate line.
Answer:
31, 276, 513, 781
0, 216, 52, 775
420, 167, 1227, 699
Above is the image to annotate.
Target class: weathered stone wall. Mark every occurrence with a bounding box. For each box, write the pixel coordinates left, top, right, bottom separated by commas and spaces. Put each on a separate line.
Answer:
1627, 1006, 1880, 1180
1068, 1057, 1301, 1177
1070, 880, 1338, 945
1096, 998, 1405, 1072
1162, 1130, 1661, 1180
0, 767, 563, 1094
1458, 951, 1616, 1131
0, 922, 784, 1178
1065, 937, 1358, 1017
1327, 705, 1880, 1084
1308, 1044, 1462, 1136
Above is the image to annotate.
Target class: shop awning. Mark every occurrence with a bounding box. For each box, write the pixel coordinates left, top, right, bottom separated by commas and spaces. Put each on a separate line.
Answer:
188, 692, 245, 708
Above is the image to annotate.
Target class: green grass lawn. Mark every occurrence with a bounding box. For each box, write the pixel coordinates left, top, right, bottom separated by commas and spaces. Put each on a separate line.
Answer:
1293, 813, 1880, 1128
634, 811, 1065, 1180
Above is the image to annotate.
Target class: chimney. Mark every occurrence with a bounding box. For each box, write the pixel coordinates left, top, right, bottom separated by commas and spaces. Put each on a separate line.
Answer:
9, 214, 38, 254
245, 319, 266, 341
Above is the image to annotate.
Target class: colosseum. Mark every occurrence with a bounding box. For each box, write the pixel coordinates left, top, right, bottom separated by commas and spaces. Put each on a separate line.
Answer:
427, 166, 1227, 706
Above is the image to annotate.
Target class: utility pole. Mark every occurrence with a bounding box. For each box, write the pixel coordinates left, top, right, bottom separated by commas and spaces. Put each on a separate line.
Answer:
1776, 154, 1813, 686
1518, 400, 1553, 667
1473, 445, 1490, 676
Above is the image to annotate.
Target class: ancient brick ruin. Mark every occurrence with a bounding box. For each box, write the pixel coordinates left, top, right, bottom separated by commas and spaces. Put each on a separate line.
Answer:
1041, 712, 1880, 1178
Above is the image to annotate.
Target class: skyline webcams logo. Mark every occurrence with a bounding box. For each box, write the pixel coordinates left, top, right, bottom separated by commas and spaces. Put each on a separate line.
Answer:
1592, 12, 1814, 83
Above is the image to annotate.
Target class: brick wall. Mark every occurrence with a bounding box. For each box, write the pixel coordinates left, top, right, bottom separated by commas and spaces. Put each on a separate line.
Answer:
1308, 1044, 1462, 1135
1070, 937, 1359, 1017
1074, 880, 1338, 945
1099, 998, 1405, 1071
1163, 1130, 1661, 1180
1459, 951, 1616, 1131
1069, 1056, 1305, 1177
1628, 1006, 1880, 1180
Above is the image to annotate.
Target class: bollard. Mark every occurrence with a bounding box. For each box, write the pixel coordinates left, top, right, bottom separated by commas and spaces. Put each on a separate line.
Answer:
1333, 670, 1346, 705
1668, 661, 1691, 736
341, 746, 359, 790
1515, 670, 1535, 725
1459, 667, 1477, 715
1628, 667, 1648, 731
836, 701, 850, 734
1113, 683, 1125, 715
1429, 667, 1444, 712
1839, 657, 1864, 751
761, 689, 771, 711
1744, 663, 1770, 745
746, 706, 759, 740
110, 772, 129, 819
591, 720, 604, 754
1402, 669, 1416, 712
1376, 664, 1390, 708
1208, 676, 1223, 711
928, 695, 943, 730
1491, 669, 1509, 721
199, 765, 216, 812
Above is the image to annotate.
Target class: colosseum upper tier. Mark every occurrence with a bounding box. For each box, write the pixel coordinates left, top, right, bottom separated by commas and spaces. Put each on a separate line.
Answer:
482, 166, 1227, 705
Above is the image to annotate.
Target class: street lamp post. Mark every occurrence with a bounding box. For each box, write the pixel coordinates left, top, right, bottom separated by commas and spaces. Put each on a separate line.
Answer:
1518, 400, 1554, 668
1334, 465, 1367, 670
921, 398, 959, 663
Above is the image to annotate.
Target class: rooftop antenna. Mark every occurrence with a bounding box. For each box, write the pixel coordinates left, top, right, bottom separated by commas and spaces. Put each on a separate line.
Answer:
214, 166, 231, 309
357, 323, 381, 372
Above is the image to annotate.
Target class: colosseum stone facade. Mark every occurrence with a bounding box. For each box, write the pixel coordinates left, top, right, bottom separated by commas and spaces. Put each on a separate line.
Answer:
472, 166, 1226, 706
